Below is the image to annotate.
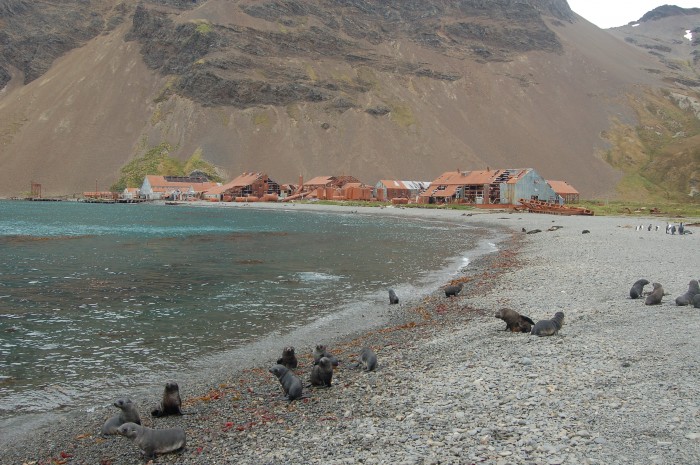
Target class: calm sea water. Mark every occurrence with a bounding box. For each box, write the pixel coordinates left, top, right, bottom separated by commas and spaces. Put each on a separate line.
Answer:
0, 201, 490, 420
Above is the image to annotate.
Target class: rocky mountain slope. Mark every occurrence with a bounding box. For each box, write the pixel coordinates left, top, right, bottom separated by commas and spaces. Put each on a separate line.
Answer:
607, 6, 700, 200
0, 0, 697, 200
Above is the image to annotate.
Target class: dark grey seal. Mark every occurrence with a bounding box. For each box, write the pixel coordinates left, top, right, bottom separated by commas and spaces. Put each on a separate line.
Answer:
389, 289, 399, 305
358, 347, 378, 372
276, 346, 298, 369
151, 381, 182, 417
269, 364, 303, 401
117, 422, 186, 459
310, 357, 333, 387
629, 279, 650, 299
675, 280, 699, 306
645, 283, 664, 305
693, 294, 700, 309
101, 398, 141, 435
531, 311, 565, 336
444, 282, 463, 298
494, 308, 534, 333
313, 344, 339, 367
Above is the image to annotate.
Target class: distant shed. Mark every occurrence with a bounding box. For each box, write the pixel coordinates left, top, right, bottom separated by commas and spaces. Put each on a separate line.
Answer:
546, 180, 580, 204
375, 180, 431, 201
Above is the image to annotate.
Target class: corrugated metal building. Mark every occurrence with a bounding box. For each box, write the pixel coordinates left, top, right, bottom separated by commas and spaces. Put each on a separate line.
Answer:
421, 168, 560, 205
375, 180, 431, 201
547, 180, 580, 203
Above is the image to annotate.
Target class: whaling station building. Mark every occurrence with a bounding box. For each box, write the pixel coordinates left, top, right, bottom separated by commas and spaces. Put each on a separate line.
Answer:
203, 172, 281, 202
140, 175, 219, 200
419, 168, 565, 206
374, 180, 432, 203
115, 168, 579, 207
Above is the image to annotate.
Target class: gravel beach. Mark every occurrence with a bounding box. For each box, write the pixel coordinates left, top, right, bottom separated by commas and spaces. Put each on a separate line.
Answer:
3, 206, 699, 465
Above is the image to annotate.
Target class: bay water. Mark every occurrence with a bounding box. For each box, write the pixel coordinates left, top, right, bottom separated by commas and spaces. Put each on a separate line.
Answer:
0, 200, 493, 424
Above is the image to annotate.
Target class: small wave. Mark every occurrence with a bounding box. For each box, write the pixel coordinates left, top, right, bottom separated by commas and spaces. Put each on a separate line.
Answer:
296, 272, 343, 282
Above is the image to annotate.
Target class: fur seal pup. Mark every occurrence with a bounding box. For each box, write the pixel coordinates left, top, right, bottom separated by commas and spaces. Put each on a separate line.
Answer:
531, 311, 565, 336
645, 283, 664, 305
494, 308, 535, 333
276, 346, 298, 369
151, 381, 182, 417
310, 357, 333, 387
444, 283, 463, 298
629, 279, 650, 299
269, 364, 303, 400
313, 345, 339, 367
675, 280, 699, 306
101, 398, 141, 435
358, 347, 377, 372
117, 422, 186, 459
388, 289, 399, 305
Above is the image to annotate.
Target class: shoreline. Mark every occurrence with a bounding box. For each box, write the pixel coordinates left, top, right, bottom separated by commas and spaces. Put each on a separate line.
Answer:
0, 203, 508, 454
3, 205, 700, 464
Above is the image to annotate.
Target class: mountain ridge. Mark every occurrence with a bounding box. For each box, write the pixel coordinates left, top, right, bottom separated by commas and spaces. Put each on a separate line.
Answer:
0, 1, 698, 200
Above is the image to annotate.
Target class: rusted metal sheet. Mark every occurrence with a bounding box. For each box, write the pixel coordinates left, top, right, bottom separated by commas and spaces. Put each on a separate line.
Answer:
517, 198, 593, 216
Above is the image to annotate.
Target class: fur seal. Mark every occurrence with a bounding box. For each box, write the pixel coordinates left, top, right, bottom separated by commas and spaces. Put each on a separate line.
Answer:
276, 346, 298, 369
494, 308, 534, 333
117, 422, 186, 459
675, 280, 699, 306
151, 381, 183, 417
531, 311, 565, 336
269, 364, 303, 400
693, 293, 700, 309
645, 283, 664, 305
313, 345, 339, 367
310, 357, 333, 387
358, 347, 377, 372
629, 279, 650, 299
444, 283, 463, 297
389, 289, 399, 305
101, 398, 141, 435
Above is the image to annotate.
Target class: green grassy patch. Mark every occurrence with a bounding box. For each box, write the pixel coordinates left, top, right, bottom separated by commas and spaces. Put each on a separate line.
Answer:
110, 144, 223, 192
579, 199, 700, 219
601, 88, 700, 202
388, 102, 416, 127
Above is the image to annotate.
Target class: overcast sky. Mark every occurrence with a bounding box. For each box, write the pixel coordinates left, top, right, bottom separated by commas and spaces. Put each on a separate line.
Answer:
567, 0, 700, 29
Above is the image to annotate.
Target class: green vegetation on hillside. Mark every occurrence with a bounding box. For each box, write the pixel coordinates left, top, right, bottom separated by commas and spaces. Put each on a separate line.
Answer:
110, 144, 223, 192
602, 89, 700, 203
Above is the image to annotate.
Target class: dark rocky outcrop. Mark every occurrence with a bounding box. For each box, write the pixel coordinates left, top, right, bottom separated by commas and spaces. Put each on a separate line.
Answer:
122, 0, 569, 107
0, 0, 131, 88
638, 5, 700, 23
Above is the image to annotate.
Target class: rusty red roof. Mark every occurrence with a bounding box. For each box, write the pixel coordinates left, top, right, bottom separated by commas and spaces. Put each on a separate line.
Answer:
304, 176, 336, 187
431, 185, 459, 198
547, 180, 579, 195
429, 170, 502, 186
